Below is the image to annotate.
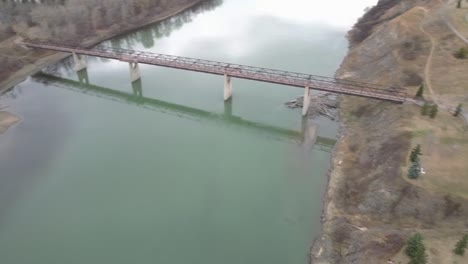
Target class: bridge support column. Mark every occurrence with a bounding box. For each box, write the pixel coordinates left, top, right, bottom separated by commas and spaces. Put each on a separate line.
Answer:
302, 86, 311, 116
72, 52, 87, 72
129, 62, 141, 82
224, 74, 232, 101
132, 79, 143, 98
224, 99, 233, 117
77, 68, 89, 85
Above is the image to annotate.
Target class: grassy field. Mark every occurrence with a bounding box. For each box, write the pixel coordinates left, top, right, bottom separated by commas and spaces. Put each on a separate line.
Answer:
402, 105, 468, 199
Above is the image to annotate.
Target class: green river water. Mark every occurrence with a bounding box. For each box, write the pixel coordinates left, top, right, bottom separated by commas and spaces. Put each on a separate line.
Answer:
0, 0, 375, 263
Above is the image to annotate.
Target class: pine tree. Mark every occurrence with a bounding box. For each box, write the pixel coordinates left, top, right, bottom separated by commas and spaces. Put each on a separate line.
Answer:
408, 158, 421, 179
410, 144, 422, 162
454, 103, 463, 117
429, 104, 438, 118
416, 84, 424, 97
421, 103, 430, 116
454, 234, 468, 256
457, 0, 462, 8
406, 233, 428, 264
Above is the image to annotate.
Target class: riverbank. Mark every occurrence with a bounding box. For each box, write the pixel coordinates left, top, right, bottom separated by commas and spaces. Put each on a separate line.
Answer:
311, 0, 468, 263
0, 0, 206, 95
0, 0, 208, 135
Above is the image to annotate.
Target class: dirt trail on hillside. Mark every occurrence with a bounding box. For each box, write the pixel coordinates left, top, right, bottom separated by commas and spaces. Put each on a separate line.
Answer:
418, 7, 440, 106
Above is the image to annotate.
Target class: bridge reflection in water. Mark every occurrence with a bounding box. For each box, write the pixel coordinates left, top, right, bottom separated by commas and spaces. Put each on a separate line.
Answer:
33, 70, 337, 152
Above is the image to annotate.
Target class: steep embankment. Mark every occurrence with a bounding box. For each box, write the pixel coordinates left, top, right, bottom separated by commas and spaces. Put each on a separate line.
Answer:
312, 0, 468, 263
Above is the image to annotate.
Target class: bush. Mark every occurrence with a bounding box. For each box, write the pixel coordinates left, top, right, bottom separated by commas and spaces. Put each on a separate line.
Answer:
400, 36, 424, 60
421, 103, 430, 116
401, 70, 423, 86
429, 104, 438, 119
454, 47, 467, 59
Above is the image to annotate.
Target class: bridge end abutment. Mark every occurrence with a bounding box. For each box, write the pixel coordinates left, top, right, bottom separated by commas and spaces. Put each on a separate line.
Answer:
224, 74, 232, 101
72, 52, 87, 72
129, 62, 141, 82
302, 86, 311, 116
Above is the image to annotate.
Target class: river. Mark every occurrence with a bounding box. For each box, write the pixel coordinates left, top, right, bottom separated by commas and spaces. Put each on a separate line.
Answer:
0, 0, 375, 263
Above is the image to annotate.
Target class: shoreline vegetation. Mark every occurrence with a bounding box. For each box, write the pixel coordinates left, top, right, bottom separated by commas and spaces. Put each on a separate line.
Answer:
0, 0, 217, 95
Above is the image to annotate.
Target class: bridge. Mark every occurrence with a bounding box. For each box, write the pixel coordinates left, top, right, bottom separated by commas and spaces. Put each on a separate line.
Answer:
23, 39, 406, 116
33, 71, 337, 152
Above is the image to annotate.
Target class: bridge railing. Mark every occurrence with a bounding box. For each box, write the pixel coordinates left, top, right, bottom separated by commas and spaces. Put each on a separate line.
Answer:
23, 39, 407, 102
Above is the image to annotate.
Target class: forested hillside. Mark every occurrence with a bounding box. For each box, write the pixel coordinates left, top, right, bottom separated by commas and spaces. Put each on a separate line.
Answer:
0, 0, 216, 88
0, 0, 200, 42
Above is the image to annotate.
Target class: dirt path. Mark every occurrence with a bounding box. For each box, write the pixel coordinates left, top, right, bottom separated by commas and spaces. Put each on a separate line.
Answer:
443, 0, 468, 44
417, 7, 441, 106
417, 2, 466, 119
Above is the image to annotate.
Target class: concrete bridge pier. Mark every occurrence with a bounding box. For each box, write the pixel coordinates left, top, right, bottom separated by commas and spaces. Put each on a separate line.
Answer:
224, 74, 232, 101
129, 62, 141, 82
72, 52, 87, 72
302, 86, 311, 116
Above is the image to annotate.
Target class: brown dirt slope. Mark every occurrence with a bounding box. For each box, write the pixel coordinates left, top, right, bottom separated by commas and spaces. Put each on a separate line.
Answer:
312, 0, 468, 263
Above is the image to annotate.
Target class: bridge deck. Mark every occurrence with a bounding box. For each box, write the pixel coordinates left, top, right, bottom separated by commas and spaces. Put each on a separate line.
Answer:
23, 40, 406, 103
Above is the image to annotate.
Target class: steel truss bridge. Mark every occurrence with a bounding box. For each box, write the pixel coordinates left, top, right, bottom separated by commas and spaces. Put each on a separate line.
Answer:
23, 40, 406, 103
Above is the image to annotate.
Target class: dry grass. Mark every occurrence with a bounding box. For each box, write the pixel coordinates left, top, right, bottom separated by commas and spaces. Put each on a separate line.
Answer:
425, 18, 468, 106
319, 3, 468, 262
391, 230, 468, 264
452, 7, 468, 37
401, 105, 468, 199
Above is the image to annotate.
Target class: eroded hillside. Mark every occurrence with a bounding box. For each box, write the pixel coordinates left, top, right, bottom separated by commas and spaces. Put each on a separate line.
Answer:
312, 0, 468, 263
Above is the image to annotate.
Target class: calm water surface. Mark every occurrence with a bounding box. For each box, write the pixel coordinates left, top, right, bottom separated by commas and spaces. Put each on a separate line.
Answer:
0, 0, 375, 263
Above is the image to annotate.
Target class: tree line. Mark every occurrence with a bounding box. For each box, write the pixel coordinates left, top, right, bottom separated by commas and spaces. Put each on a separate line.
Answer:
0, 0, 204, 42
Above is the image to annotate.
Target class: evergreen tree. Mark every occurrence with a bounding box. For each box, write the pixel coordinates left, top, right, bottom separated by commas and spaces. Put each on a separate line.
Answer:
421, 103, 430, 116
454, 103, 463, 117
410, 144, 422, 162
429, 104, 438, 118
457, 0, 462, 8
416, 84, 424, 97
408, 158, 421, 179
406, 233, 428, 264
454, 234, 468, 256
